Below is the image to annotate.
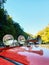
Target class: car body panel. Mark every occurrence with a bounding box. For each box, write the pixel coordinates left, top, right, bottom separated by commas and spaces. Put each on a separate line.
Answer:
0, 57, 14, 65
0, 46, 49, 65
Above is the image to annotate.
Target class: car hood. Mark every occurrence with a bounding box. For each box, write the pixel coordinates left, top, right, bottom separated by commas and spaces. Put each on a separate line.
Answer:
0, 46, 49, 65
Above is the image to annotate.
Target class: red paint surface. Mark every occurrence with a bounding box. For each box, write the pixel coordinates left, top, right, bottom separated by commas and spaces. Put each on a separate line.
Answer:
0, 58, 14, 65
0, 46, 49, 65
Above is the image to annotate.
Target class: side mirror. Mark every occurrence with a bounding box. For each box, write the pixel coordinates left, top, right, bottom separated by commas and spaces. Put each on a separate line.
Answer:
18, 35, 26, 46
3, 34, 14, 46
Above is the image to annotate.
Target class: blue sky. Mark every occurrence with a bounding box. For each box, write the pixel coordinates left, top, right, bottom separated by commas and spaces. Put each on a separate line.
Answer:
4, 0, 49, 35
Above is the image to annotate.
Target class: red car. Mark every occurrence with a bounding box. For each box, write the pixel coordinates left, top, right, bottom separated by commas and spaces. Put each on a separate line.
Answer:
0, 34, 48, 65
0, 45, 49, 65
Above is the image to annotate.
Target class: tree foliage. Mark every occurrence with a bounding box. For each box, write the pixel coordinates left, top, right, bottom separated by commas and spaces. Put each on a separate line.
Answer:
37, 25, 49, 44
0, 8, 29, 42
0, 0, 31, 42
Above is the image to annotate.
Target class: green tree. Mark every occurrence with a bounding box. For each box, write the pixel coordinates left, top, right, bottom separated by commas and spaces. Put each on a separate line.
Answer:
0, 0, 29, 42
